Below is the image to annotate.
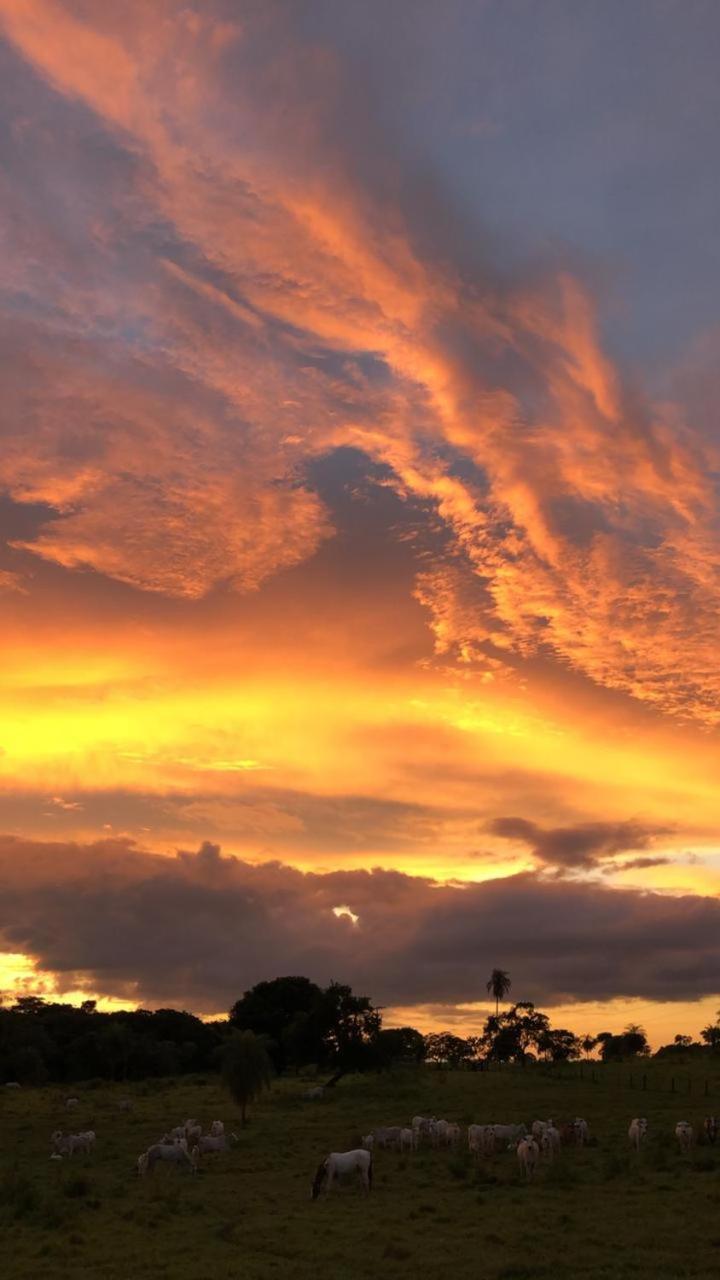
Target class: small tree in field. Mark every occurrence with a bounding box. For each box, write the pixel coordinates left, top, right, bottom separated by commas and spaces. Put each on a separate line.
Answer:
221, 1031, 273, 1126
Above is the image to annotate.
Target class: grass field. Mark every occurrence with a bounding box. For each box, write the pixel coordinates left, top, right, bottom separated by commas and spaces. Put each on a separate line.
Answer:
2, 1058, 720, 1279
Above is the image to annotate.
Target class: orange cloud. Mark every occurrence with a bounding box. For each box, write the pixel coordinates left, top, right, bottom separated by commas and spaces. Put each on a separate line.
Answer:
2, 0, 719, 726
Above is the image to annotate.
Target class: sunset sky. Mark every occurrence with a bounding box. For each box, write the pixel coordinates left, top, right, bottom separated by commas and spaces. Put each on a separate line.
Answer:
1, 1, 720, 1047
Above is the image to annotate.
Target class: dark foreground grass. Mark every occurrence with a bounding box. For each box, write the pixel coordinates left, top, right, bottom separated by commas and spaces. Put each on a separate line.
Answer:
2, 1059, 720, 1279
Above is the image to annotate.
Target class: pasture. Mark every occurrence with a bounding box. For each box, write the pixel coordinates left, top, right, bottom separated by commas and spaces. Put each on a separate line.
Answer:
2, 1059, 720, 1279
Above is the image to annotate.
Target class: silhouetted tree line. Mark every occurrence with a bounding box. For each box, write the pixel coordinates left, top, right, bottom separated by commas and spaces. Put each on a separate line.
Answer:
2, 982, 718, 1085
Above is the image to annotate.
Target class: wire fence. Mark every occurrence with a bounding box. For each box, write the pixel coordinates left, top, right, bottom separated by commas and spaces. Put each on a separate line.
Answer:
531, 1060, 717, 1097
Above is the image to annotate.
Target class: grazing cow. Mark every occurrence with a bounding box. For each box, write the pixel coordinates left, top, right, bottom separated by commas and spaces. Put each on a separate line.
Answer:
433, 1119, 451, 1147
311, 1150, 372, 1199
468, 1124, 497, 1156
138, 1142, 195, 1176
65, 1097, 79, 1111
411, 1116, 436, 1146
361, 1134, 374, 1151
303, 1087, 325, 1101
517, 1137, 540, 1180
489, 1123, 526, 1151
372, 1126, 402, 1149
531, 1119, 549, 1140
628, 1118, 648, 1150
574, 1118, 589, 1145
399, 1127, 415, 1152
467, 1124, 486, 1155
5, 1082, 21, 1089
675, 1121, 693, 1153
191, 1133, 237, 1162
703, 1117, 718, 1145
51, 1130, 94, 1158
185, 1124, 202, 1146
446, 1122, 461, 1146
210, 1120, 225, 1137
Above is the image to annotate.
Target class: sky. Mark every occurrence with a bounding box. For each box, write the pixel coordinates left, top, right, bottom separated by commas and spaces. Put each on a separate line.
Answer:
1, 0, 720, 1048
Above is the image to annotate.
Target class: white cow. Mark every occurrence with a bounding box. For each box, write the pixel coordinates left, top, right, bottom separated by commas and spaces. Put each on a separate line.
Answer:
65, 1097, 79, 1111
51, 1130, 95, 1158
531, 1119, 550, 1140
489, 1123, 526, 1151
540, 1125, 561, 1161
399, 1127, 416, 1152
311, 1150, 372, 1199
191, 1133, 237, 1161
628, 1117, 648, 1150
433, 1119, 451, 1147
361, 1134, 374, 1151
411, 1115, 436, 1146
138, 1142, 195, 1176
372, 1126, 402, 1149
467, 1124, 486, 1155
303, 1087, 325, 1101
675, 1121, 693, 1153
517, 1137, 540, 1180
5, 1082, 21, 1089
573, 1117, 589, 1145
210, 1120, 225, 1137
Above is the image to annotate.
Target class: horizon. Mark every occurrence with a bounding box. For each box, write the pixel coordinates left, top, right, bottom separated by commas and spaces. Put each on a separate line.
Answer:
1, 2, 719, 1044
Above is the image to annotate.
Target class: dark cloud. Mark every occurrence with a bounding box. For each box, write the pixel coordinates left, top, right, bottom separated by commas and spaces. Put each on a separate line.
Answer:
602, 856, 671, 876
489, 817, 669, 872
0, 835, 717, 1014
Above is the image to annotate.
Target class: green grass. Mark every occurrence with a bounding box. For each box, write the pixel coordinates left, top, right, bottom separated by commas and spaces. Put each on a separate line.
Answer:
1, 1059, 720, 1279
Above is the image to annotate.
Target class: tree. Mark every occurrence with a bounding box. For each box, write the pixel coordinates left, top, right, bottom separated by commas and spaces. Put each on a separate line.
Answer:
424, 1032, 474, 1068
229, 977, 322, 1072
315, 982, 381, 1072
482, 1002, 550, 1063
580, 1033, 597, 1059
596, 1026, 649, 1061
700, 1010, 720, 1051
486, 969, 512, 1018
221, 1031, 273, 1125
375, 1027, 425, 1066
537, 1028, 581, 1062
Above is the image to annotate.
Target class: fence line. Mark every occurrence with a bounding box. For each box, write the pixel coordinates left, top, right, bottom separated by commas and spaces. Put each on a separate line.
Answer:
532, 1061, 715, 1097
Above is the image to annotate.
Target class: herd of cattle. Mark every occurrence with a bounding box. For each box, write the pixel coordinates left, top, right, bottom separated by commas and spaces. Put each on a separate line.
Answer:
8, 1085, 719, 1198
44, 1096, 238, 1175
311, 1112, 720, 1196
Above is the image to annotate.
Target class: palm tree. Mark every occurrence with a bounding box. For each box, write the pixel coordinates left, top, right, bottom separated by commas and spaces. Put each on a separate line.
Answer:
580, 1033, 597, 1059
221, 1031, 273, 1126
486, 968, 512, 1018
